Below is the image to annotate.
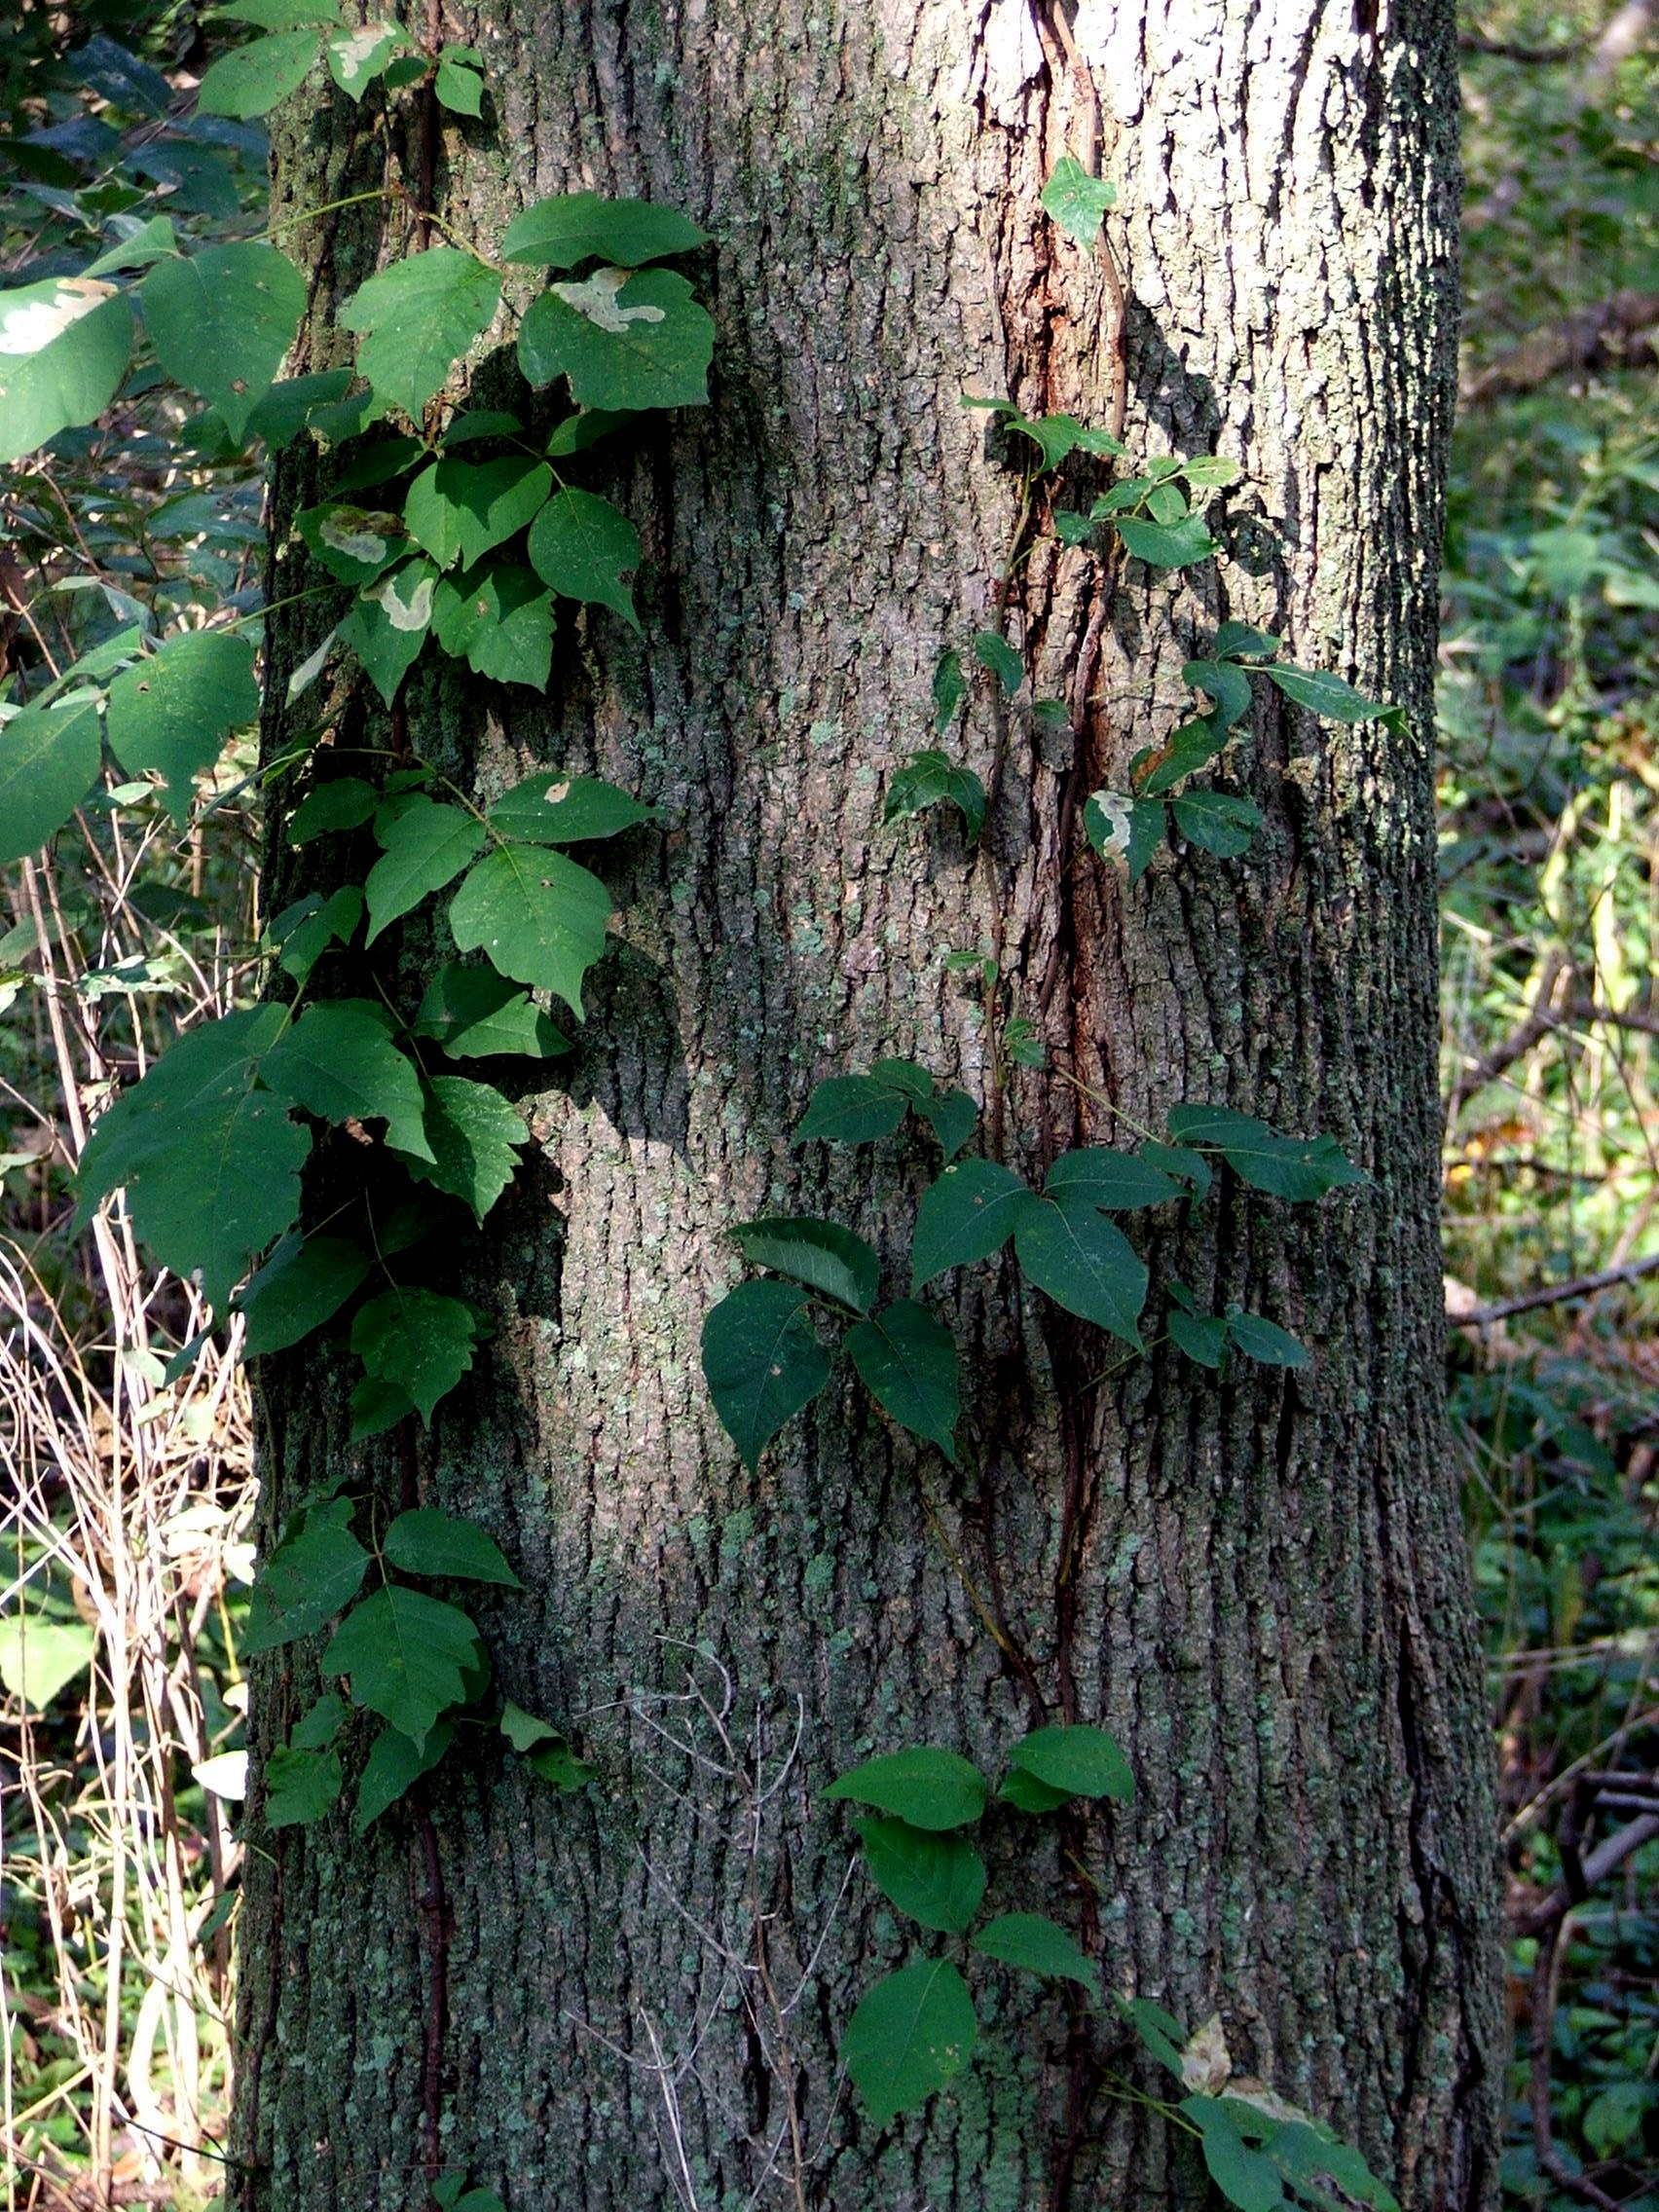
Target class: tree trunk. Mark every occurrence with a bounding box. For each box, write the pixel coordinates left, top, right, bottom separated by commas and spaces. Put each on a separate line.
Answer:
233, 3, 1502, 2207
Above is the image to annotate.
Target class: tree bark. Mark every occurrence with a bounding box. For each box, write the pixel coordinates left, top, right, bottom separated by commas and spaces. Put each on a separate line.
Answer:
233, 3, 1502, 2208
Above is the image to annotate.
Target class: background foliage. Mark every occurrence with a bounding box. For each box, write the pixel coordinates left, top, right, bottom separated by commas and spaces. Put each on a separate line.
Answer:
0, 2, 1655, 2206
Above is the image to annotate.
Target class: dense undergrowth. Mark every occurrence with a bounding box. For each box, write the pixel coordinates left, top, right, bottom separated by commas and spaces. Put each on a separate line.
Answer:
0, 2, 1654, 2206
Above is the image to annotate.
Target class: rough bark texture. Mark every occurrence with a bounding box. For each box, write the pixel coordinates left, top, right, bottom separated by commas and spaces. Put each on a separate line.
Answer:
233, 3, 1502, 2207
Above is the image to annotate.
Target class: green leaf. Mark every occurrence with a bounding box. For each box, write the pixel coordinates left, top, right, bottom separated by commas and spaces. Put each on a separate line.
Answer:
1171, 791, 1263, 858
243, 1499, 370, 1653
1182, 658, 1253, 731
973, 629, 1023, 695
0, 696, 102, 862
297, 501, 406, 585
244, 368, 351, 448
998, 1766, 1073, 1814
1225, 1310, 1309, 1369
350, 1286, 481, 1424
855, 1817, 986, 1935
211, 0, 338, 26
263, 999, 432, 1160
1164, 1104, 1365, 1202
1168, 1307, 1229, 1369
1041, 154, 1118, 243
527, 488, 642, 629
236, 1232, 371, 1355
404, 457, 553, 571
884, 750, 986, 841
544, 407, 638, 456
517, 266, 713, 410
411, 966, 570, 1058
364, 795, 486, 941
1117, 1995, 1190, 2077
264, 1743, 344, 1827
434, 56, 484, 113
430, 562, 553, 687
1181, 454, 1241, 488
198, 28, 322, 116
500, 192, 709, 270
384, 1507, 520, 1587
394, 1074, 529, 1223
1214, 621, 1280, 661
1182, 2098, 1291, 2212
825, 1746, 986, 1830
442, 409, 524, 447
845, 1300, 959, 1460
141, 243, 305, 441
326, 20, 403, 96
0, 276, 132, 464
290, 1691, 348, 1751
1136, 719, 1230, 797
526, 1735, 598, 1788
354, 1716, 454, 1830
1115, 513, 1219, 568
448, 844, 613, 1019
341, 248, 502, 421
1044, 1148, 1181, 1210
794, 1074, 906, 1146
485, 772, 659, 845
932, 647, 965, 733
498, 1698, 559, 1751
700, 1278, 830, 1471
1083, 790, 1165, 886
275, 885, 364, 984
1267, 2120, 1400, 2211
732, 1216, 879, 1312
106, 630, 260, 822
841, 1959, 977, 2126
1008, 411, 1125, 471
342, 561, 437, 705
1014, 1191, 1146, 1346
971, 1911, 1099, 1993
1264, 663, 1387, 723
915, 1088, 977, 1161
323, 1584, 482, 1745
0, 1617, 95, 1707
1009, 1722, 1132, 1801
910, 1159, 1035, 1290
289, 777, 379, 841
75, 1006, 309, 1308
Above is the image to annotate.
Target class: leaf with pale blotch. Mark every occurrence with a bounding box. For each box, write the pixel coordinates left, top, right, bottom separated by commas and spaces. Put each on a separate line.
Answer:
364, 795, 486, 941
141, 242, 305, 439
297, 501, 406, 585
1182, 2013, 1234, 2096
448, 844, 613, 1019
342, 560, 437, 704
484, 773, 658, 845
517, 265, 712, 411
0, 276, 131, 465
326, 20, 402, 96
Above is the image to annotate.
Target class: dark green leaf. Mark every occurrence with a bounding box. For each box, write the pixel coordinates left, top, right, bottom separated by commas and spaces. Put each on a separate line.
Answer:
1115, 513, 1218, 568
825, 1747, 986, 1830
0, 695, 102, 862
1136, 719, 1230, 797
106, 631, 260, 823
236, 1233, 371, 1356
700, 1278, 830, 1471
394, 1074, 528, 1223
794, 1074, 905, 1146
1164, 1104, 1365, 1202
1141, 1139, 1212, 1198
914, 1088, 976, 1161
449, 844, 613, 1018
262, 999, 432, 1160
499, 192, 710, 270
288, 777, 378, 841
246, 369, 353, 448
441, 410, 524, 448
404, 456, 553, 571
243, 1499, 370, 1653
544, 407, 638, 456
1117, 1995, 1190, 2077
341, 248, 501, 421
973, 629, 1023, 695
364, 795, 486, 941
999, 1766, 1073, 1814
275, 885, 364, 984
1182, 658, 1253, 730
527, 488, 642, 629
1014, 1191, 1146, 1344
732, 1216, 879, 1312
350, 1285, 482, 1423
517, 267, 713, 410
1213, 621, 1280, 661
141, 243, 305, 440
845, 1300, 959, 1459
485, 772, 658, 845
290, 1691, 348, 1751
1009, 411, 1124, 470
354, 1717, 453, 1830
932, 647, 965, 733
1225, 1310, 1309, 1369
384, 1507, 520, 1586
525, 1735, 599, 1789
971, 1911, 1099, 1992
0, 277, 131, 464
430, 561, 553, 687
855, 1817, 986, 1935
1044, 1148, 1181, 1210
1182, 2098, 1291, 2212
883, 750, 986, 841
264, 1743, 344, 1827
1268, 2120, 1400, 2211
1009, 1721, 1132, 1801
197, 29, 321, 117
434, 56, 484, 112
1168, 1307, 1229, 1369
1172, 791, 1263, 858
1041, 154, 1118, 243
1264, 663, 1387, 723
323, 1584, 482, 1744
411, 966, 570, 1058
841, 1959, 977, 2126
910, 1158, 1035, 1289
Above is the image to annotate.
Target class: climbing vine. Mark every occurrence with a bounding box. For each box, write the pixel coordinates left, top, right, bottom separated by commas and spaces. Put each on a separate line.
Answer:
0, 10, 1406, 2206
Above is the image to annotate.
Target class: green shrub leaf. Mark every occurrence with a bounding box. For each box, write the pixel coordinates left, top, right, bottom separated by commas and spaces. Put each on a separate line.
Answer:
1164, 1104, 1364, 1202
106, 630, 260, 821
825, 1746, 986, 1830
500, 192, 709, 270
841, 1958, 977, 2125
0, 696, 102, 862
700, 1278, 830, 1471
350, 1286, 482, 1425
845, 1299, 960, 1459
0, 276, 131, 464
341, 247, 501, 421
794, 1074, 906, 1146
364, 795, 487, 941
527, 488, 643, 629
855, 1816, 986, 1934
244, 1499, 370, 1653
1044, 1148, 1182, 1210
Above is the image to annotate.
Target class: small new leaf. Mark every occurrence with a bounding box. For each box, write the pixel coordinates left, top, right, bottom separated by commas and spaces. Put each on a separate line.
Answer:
1041, 153, 1119, 243
884, 751, 986, 841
